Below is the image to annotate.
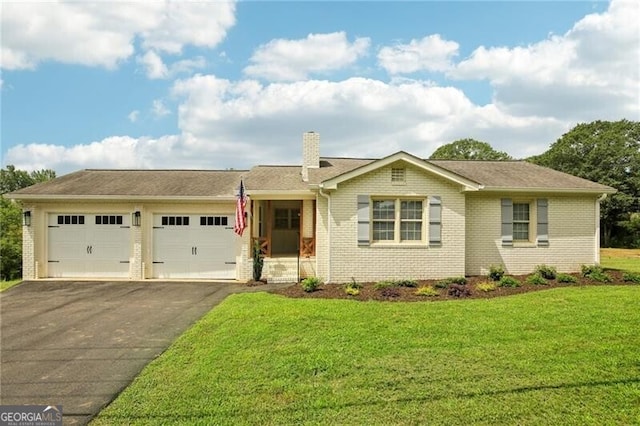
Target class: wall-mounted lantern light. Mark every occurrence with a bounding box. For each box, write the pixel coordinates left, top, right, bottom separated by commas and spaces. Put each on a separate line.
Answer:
132, 211, 141, 227
23, 211, 32, 227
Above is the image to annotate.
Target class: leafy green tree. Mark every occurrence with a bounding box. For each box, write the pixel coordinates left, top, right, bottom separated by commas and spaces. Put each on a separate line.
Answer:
0, 165, 57, 280
529, 120, 640, 247
0, 197, 23, 280
430, 138, 512, 161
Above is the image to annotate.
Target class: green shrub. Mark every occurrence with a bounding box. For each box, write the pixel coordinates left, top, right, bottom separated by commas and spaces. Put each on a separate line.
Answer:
588, 270, 612, 283
623, 272, 640, 284
488, 264, 505, 281
535, 264, 557, 280
581, 264, 603, 277
252, 240, 264, 282
498, 276, 521, 288
344, 278, 363, 295
415, 285, 439, 297
301, 277, 322, 292
395, 279, 418, 288
580, 265, 611, 282
557, 273, 578, 284
435, 276, 467, 289
526, 273, 548, 285
374, 280, 396, 290
347, 278, 363, 289
345, 286, 360, 296
476, 282, 497, 292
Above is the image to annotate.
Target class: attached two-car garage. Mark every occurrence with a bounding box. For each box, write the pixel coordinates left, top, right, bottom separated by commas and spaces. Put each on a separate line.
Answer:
46, 212, 237, 279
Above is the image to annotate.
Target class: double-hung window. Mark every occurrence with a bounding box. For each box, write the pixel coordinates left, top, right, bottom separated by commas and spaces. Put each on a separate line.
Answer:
400, 200, 423, 241
512, 202, 530, 241
372, 200, 395, 241
372, 199, 423, 243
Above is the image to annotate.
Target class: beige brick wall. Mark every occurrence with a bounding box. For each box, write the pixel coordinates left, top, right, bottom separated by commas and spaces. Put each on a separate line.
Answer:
22, 220, 36, 279
465, 193, 598, 275
319, 162, 466, 283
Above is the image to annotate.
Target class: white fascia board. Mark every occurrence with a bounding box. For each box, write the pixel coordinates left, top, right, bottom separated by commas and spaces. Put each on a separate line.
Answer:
478, 186, 617, 195
246, 190, 316, 200
6, 194, 238, 202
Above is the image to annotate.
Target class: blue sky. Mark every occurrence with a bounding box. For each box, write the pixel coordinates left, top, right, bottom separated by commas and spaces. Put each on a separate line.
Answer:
1, 0, 637, 175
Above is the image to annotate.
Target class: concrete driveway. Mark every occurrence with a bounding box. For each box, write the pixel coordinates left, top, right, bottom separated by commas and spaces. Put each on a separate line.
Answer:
0, 280, 287, 425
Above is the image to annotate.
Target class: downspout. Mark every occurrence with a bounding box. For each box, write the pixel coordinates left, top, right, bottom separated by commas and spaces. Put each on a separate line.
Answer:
318, 186, 331, 283
595, 193, 608, 265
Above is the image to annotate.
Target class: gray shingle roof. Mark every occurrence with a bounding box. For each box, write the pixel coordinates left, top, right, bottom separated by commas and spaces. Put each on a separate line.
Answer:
8, 156, 614, 199
245, 158, 375, 191
10, 169, 246, 198
429, 160, 614, 192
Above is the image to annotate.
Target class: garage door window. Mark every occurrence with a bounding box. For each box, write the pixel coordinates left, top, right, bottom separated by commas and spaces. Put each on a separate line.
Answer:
95, 215, 123, 225
200, 216, 228, 226
162, 216, 190, 226
58, 215, 85, 225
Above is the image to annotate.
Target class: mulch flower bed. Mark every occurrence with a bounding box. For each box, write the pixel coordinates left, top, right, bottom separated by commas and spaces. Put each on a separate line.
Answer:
267, 270, 632, 302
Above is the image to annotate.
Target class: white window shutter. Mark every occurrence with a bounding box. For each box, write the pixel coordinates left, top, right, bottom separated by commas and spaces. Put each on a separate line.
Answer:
537, 198, 549, 247
357, 195, 370, 246
501, 198, 513, 247
429, 196, 442, 245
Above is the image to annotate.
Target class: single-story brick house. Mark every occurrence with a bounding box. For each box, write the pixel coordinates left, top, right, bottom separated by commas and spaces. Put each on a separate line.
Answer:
9, 132, 615, 283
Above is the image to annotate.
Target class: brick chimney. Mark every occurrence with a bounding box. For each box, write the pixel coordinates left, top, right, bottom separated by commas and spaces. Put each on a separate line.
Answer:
301, 131, 320, 182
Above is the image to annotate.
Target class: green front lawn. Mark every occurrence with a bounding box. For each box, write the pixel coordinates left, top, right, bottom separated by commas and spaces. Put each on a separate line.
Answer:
0, 279, 22, 292
601, 248, 640, 273
93, 287, 640, 425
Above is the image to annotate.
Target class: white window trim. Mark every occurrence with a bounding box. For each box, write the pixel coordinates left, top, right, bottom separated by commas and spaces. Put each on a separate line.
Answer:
512, 200, 537, 247
371, 197, 426, 245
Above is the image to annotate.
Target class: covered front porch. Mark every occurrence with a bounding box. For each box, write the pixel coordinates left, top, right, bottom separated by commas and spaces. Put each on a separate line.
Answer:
250, 198, 317, 283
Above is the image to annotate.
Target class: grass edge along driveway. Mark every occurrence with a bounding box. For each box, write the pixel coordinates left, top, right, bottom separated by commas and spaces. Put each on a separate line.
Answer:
93, 286, 640, 425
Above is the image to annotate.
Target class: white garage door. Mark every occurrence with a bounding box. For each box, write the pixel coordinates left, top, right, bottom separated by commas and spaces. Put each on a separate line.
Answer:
47, 213, 131, 278
152, 214, 236, 279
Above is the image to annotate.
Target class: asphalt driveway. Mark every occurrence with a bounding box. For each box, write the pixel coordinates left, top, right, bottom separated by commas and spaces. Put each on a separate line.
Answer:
0, 280, 287, 425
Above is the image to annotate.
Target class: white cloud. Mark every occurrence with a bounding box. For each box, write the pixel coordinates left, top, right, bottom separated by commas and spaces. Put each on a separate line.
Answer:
378, 35, 460, 74
137, 50, 207, 79
4, 136, 177, 172
170, 74, 559, 163
128, 110, 140, 123
450, 0, 639, 121
5, 0, 638, 175
0, 1, 236, 70
244, 32, 370, 81
137, 51, 169, 79
151, 100, 171, 118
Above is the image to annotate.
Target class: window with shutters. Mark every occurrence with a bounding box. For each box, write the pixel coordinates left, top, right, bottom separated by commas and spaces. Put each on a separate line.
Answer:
512, 202, 531, 241
502, 198, 547, 247
372, 198, 424, 243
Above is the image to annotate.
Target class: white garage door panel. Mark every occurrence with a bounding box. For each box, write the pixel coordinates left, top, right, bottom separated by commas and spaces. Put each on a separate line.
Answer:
152, 214, 236, 279
47, 214, 131, 278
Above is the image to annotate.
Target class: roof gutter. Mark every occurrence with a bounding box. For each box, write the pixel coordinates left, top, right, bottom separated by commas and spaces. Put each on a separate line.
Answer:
318, 185, 331, 283
5, 194, 238, 202
595, 193, 609, 265
476, 186, 617, 195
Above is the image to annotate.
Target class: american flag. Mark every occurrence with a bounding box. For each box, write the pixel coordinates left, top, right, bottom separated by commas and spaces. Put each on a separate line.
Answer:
234, 179, 247, 236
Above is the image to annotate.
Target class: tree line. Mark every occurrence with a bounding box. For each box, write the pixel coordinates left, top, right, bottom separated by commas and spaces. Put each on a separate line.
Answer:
1, 119, 638, 280
1, 166, 56, 280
